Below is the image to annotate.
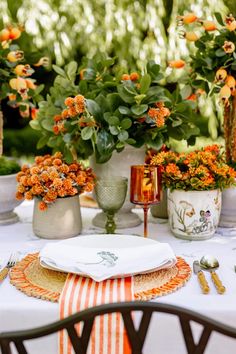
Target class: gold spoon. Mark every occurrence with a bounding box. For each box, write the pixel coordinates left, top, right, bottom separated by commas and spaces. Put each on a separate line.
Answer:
200, 255, 226, 294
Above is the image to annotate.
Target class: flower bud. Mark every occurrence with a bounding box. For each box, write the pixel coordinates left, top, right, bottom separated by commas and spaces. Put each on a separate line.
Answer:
215, 68, 227, 81
9, 27, 21, 40
220, 85, 231, 100
222, 41, 235, 54
9, 77, 27, 90
225, 75, 236, 91
183, 13, 198, 24
203, 21, 217, 31
168, 60, 185, 69
7, 50, 24, 62
185, 31, 199, 41
0, 28, 10, 42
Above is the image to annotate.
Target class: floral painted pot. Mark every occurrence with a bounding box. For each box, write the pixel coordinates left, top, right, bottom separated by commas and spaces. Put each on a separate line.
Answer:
33, 195, 82, 239
167, 189, 222, 240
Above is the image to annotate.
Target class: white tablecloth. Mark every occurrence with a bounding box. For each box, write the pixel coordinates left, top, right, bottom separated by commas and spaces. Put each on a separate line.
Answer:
1, 201, 236, 354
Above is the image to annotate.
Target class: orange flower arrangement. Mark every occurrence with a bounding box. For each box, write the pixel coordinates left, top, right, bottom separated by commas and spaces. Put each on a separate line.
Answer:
151, 145, 236, 191
16, 152, 96, 211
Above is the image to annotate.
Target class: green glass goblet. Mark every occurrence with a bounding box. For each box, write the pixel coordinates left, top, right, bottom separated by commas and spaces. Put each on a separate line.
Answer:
95, 176, 128, 234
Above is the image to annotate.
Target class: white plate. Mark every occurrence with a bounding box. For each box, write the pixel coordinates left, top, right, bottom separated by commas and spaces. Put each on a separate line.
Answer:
40, 234, 176, 281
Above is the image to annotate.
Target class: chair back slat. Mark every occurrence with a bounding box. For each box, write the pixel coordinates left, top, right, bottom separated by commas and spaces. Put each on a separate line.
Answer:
1, 301, 236, 354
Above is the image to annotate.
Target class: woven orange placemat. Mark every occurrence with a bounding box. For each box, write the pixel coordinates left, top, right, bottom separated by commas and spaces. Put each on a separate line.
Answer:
10, 253, 191, 302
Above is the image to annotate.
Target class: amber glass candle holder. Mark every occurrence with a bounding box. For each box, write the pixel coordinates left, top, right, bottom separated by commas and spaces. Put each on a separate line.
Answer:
130, 165, 162, 237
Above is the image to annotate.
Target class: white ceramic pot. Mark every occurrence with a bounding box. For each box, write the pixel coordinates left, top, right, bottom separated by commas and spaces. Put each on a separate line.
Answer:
0, 173, 22, 225
167, 189, 222, 240
33, 195, 82, 239
219, 186, 236, 227
90, 145, 146, 228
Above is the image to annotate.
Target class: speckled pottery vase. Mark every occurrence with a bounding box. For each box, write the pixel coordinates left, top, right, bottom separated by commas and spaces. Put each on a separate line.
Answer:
33, 195, 82, 239
167, 189, 222, 240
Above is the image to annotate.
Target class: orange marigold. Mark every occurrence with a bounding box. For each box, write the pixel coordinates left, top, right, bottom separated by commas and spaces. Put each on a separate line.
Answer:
38, 201, 47, 211
63, 179, 73, 190
16, 192, 24, 200
30, 166, 40, 174
64, 97, 74, 107
121, 74, 130, 81
52, 178, 63, 189
31, 174, 40, 185
49, 170, 59, 180
17, 184, 25, 193
84, 182, 94, 192
25, 191, 33, 200
69, 163, 79, 172
53, 158, 62, 166
130, 72, 139, 81
40, 171, 50, 182
59, 164, 70, 174
16, 171, 25, 182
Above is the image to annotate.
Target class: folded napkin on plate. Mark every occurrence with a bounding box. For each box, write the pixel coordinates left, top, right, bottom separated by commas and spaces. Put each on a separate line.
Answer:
40, 240, 176, 282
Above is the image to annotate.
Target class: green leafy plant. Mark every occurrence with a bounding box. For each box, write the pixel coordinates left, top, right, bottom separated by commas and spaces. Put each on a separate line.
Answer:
178, 12, 236, 165
31, 55, 200, 163
0, 156, 21, 175
0, 24, 45, 157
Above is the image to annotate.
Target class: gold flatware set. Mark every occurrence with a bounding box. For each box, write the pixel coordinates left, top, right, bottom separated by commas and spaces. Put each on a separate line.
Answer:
0, 254, 18, 282
193, 255, 226, 294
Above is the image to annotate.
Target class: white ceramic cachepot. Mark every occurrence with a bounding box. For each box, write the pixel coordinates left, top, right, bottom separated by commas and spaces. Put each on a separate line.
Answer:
90, 145, 146, 228
0, 173, 22, 225
219, 186, 236, 227
167, 189, 222, 240
33, 195, 82, 239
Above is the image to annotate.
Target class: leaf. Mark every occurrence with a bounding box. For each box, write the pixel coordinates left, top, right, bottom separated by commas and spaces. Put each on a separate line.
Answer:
120, 118, 132, 129
48, 136, 61, 147
52, 65, 66, 77
107, 116, 120, 126
117, 85, 135, 103
118, 130, 129, 142
29, 120, 41, 131
97, 129, 115, 155
63, 133, 72, 143
41, 119, 54, 131
140, 74, 151, 94
65, 61, 78, 81
215, 49, 226, 57
180, 85, 192, 100
146, 134, 163, 150
63, 146, 74, 164
131, 104, 148, 116
126, 138, 136, 145
172, 117, 183, 127
86, 99, 101, 116
109, 126, 120, 135
118, 106, 131, 115
37, 135, 49, 149
214, 12, 224, 26
81, 126, 94, 140
79, 80, 88, 95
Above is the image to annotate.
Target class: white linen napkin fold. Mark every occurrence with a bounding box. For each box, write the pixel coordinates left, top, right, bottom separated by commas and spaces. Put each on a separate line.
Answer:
39, 236, 176, 282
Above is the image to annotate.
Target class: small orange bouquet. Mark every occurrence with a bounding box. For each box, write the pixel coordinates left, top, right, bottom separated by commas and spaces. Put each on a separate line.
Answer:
16, 152, 96, 210
151, 145, 236, 191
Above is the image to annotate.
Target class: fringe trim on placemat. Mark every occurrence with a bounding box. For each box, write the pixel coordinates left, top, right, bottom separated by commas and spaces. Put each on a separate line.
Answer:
10, 254, 191, 302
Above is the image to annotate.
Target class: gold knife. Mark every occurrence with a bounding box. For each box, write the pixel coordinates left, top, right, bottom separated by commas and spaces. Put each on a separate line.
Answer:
193, 260, 210, 294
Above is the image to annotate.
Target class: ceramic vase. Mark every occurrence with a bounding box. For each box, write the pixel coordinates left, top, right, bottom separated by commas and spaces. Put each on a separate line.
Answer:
167, 189, 222, 240
0, 173, 22, 225
90, 145, 146, 228
219, 186, 236, 227
33, 195, 82, 239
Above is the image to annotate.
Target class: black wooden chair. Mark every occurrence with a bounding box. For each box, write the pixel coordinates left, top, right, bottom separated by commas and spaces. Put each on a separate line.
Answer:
1, 301, 236, 354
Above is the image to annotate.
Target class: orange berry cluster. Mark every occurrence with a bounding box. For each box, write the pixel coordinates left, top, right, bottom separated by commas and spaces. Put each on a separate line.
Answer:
147, 102, 170, 128
121, 72, 140, 81
16, 152, 96, 211
151, 145, 236, 191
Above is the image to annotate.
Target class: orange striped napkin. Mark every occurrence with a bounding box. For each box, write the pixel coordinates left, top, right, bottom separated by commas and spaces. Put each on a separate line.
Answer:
59, 273, 134, 354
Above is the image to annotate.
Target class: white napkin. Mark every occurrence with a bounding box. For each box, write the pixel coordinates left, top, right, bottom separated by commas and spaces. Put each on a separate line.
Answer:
39, 237, 176, 282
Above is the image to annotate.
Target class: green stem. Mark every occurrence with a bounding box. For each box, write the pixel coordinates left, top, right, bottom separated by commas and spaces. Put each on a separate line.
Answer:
105, 211, 116, 234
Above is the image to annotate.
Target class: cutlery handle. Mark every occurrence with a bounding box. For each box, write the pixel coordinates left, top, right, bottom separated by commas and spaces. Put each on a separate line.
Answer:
211, 271, 225, 294
197, 271, 210, 294
0, 267, 9, 282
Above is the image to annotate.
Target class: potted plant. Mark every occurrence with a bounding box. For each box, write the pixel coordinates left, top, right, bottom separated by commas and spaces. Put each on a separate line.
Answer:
179, 11, 236, 226
0, 24, 45, 224
151, 145, 236, 240
16, 151, 96, 239
30, 56, 201, 227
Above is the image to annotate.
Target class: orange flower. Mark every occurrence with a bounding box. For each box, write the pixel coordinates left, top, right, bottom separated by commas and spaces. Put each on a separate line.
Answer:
25, 191, 33, 200
38, 201, 47, 211
0, 28, 10, 42
59, 164, 70, 174
68, 106, 77, 117
53, 125, 60, 135
222, 41, 235, 54
121, 74, 130, 81
182, 13, 198, 24
156, 116, 165, 127
187, 93, 197, 101
225, 15, 236, 31
7, 50, 24, 62
74, 95, 85, 113
168, 60, 185, 69
215, 68, 227, 81
53, 158, 62, 166
52, 178, 63, 189
220, 85, 231, 103
69, 163, 79, 172
185, 32, 199, 42
9, 27, 22, 40
130, 72, 139, 81
31, 174, 40, 185
16, 192, 24, 200
225, 75, 235, 91
14, 64, 34, 77
53, 114, 62, 122
61, 109, 70, 119
64, 97, 74, 107
40, 171, 50, 182
17, 184, 25, 193
31, 108, 38, 120
203, 21, 217, 31
63, 179, 73, 190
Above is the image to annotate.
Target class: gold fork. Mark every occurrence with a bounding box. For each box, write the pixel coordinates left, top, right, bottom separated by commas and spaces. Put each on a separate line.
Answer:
0, 254, 18, 282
